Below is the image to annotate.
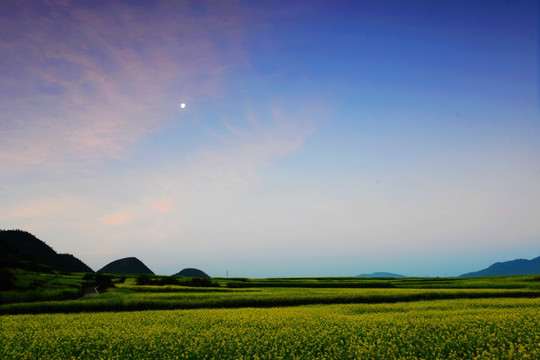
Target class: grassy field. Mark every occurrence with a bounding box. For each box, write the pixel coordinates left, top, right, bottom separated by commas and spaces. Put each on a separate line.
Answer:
1, 273, 539, 315
1, 272, 539, 358
220, 275, 540, 289
2, 285, 540, 315
0, 269, 85, 304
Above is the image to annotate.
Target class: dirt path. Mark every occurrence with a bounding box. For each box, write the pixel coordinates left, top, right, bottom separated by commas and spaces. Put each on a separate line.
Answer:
81, 287, 100, 297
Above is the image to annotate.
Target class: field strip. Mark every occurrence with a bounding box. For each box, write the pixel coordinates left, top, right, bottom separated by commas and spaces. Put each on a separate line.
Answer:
1, 288, 539, 315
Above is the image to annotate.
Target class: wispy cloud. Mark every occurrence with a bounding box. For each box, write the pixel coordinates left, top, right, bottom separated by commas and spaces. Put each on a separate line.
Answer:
0, 0, 249, 175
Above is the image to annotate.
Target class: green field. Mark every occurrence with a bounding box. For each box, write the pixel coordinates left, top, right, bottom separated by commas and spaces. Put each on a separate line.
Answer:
1, 273, 539, 359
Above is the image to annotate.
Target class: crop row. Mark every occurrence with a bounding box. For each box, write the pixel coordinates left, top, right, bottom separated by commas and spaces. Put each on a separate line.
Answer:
1, 286, 539, 315
1, 297, 539, 359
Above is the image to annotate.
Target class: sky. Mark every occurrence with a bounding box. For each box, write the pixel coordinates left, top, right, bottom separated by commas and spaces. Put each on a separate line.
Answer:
1, 0, 539, 277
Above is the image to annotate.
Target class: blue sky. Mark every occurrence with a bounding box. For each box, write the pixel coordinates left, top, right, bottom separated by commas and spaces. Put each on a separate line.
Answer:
1, 0, 539, 277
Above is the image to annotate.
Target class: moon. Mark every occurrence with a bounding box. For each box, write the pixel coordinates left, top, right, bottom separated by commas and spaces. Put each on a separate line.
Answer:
180, 103, 186, 109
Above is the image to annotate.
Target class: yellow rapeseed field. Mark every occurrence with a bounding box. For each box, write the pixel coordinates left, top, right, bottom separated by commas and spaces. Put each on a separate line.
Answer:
1, 297, 539, 359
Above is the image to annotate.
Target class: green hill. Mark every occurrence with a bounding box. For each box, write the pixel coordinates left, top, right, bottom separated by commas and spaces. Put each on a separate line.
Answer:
173, 268, 209, 277
98, 257, 154, 274
0, 229, 93, 273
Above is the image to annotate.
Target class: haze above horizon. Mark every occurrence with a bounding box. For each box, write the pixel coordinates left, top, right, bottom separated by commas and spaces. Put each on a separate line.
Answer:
1, 0, 539, 278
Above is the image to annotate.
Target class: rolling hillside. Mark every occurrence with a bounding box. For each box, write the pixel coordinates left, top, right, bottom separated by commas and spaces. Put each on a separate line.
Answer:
0, 229, 93, 272
173, 268, 209, 277
460, 256, 540, 277
98, 257, 154, 274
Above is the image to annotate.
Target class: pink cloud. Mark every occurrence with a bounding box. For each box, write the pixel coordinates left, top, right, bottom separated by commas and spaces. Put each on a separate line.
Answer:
150, 198, 176, 214
0, 0, 251, 175
98, 212, 140, 226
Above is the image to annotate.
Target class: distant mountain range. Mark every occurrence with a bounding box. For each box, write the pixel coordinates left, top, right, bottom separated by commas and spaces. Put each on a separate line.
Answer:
98, 257, 154, 275
356, 272, 406, 278
174, 268, 209, 277
459, 256, 540, 277
0, 230, 93, 273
